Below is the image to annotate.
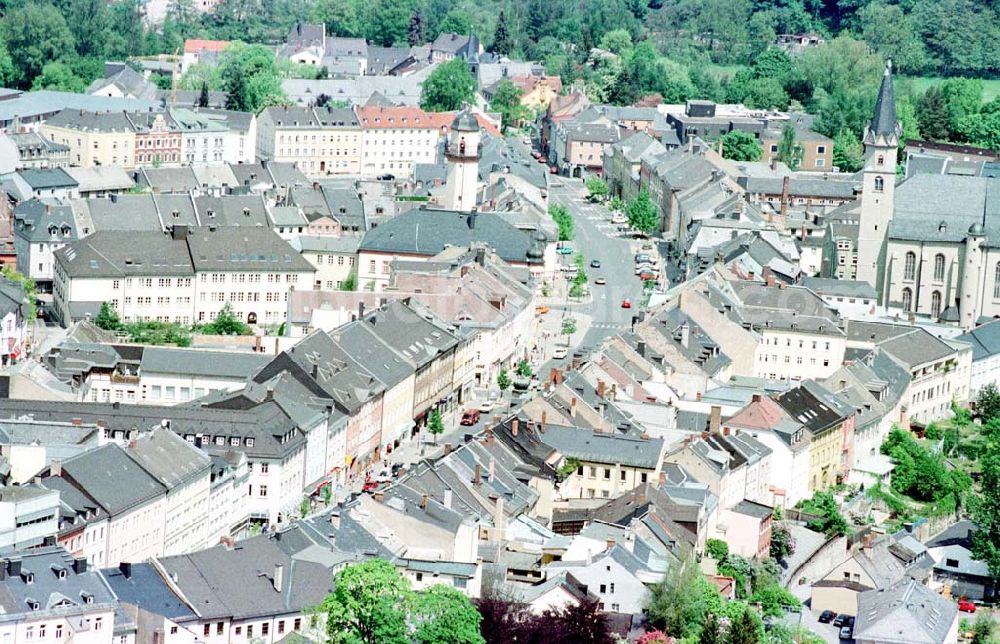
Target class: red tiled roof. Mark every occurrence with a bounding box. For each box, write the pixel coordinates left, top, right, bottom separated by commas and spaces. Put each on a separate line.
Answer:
184, 39, 231, 53
355, 106, 501, 136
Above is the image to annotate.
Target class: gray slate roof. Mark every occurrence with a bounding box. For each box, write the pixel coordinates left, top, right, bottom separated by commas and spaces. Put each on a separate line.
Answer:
358, 207, 545, 265
537, 425, 663, 469
854, 578, 956, 644
956, 319, 1000, 361
124, 428, 211, 489
58, 443, 166, 517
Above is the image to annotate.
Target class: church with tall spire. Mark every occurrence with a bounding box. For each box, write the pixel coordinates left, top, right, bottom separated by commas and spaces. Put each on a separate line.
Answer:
851, 61, 1000, 329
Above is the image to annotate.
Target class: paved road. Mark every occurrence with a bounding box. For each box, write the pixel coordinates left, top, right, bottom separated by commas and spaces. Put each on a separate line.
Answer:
547, 183, 647, 352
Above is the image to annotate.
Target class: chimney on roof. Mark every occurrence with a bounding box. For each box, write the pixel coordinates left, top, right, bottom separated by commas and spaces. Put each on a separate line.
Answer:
540, 411, 547, 433
273, 563, 284, 593
637, 341, 646, 358
696, 391, 702, 401
474, 463, 481, 485
680, 322, 690, 348
443, 489, 453, 509
119, 562, 131, 579
597, 380, 606, 399
570, 397, 577, 417
373, 491, 384, 503
610, 384, 617, 401
73, 558, 87, 574
511, 419, 519, 437
420, 494, 428, 510
444, 443, 453, 455
763, 266, 774, 287
770, 156, 777, 171
486, 427, 495, 447
489, 457, 495, 479
606, 538, 616, 551
752, 393, 762, 403
658, 470, 666, 485
780, 175, 790, 219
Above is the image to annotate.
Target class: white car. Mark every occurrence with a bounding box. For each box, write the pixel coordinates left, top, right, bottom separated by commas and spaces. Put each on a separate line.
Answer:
611, 214, 628, 224
478, 400, 496, 413
553, 347, 568, 359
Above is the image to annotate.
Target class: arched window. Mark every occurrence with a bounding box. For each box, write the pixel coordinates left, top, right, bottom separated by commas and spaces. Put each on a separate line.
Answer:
931, 290, 942, 318
934, 254, 945, 281
994, 262, 1000, 299
902, 287, 913, 312
874, 176, 885, 192
904, 251, 916, 281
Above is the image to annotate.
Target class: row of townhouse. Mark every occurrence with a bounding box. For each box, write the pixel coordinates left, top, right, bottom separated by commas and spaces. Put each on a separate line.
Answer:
255, 105, 500, 179
285, 246, 537, 387
39, 107, 256, 169
51, 225, 316, 327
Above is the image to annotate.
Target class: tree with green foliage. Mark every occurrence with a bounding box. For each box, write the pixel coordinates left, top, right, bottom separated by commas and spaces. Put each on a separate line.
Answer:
720, 130, 762, 162
203, 303, 250, 335
198, 81, 210, 108
941, 77, 983, 139
698, 613, 723, 644
490, 80, 526, 132
717, 554, 753, 598
497, 366, 511, 392
833, 130, 864, 172
646, 555, 723, 639
427, 408, 445, 443
411, 585, 484, 644
970, 419, 1000, 580
561, 317, 577, 343
95, 302, 122, 331
626, 190, 659, 233
420, 59, 476, 112
322, 483, 333, 505
956, 111, 1000, 150
321, 559, 411, 644
0, 4, 76, 88
881, 427, 972, 506
219, 43, 285, 112
748, 584, 801, 618
341, 270, 358, 292
726, 604, 763, 644
300, 495, 310, 517
969, 612, 996, 644
924, 422, 943, 441
598, 28, 632, 55
799, 491, 849, 536
549, 204, 574, 241
858, 3, 926, 74
705, 539, 729, 561
31, 62, 85, 92
516, 360, 532, 378
408, 10, 426, 46
916, 86, 951, 141
586, 176, 609, 200
777, 124, 803, 171
976, 383, 1000, 423
491, 11, 512, 56
770, 524, 795, 562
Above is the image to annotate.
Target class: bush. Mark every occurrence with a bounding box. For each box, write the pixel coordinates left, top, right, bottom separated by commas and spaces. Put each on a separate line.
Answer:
705, 539, 729, 561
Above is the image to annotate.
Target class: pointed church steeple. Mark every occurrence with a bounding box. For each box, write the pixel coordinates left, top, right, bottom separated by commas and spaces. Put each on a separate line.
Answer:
865, 60, 901, 145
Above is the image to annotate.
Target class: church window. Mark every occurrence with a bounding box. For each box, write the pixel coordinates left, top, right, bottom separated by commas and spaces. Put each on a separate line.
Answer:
931, 291, 942, 318
934, 254, 945, 281
874, 176, 884, 192
877, 155, 884, 166
994, 262, 1000, 299
902, 287, 913, 312
904, 252, 916, 281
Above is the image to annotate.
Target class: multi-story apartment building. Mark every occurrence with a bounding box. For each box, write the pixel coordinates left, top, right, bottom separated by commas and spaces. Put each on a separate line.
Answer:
52, 225, 315, 327
41, 108, 253, 169
256, 106, 361, 176
356, 105, 449, 179
777, 381, 855, 492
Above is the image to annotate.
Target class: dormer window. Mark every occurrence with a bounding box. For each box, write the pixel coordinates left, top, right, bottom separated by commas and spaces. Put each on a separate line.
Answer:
24, 572, 34, 584
81, 592, 94, 604
26, 599, 39, 611
245, 438, 255, 447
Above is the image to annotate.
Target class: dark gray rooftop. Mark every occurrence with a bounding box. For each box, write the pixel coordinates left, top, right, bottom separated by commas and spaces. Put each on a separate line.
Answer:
58, 443, 166, 517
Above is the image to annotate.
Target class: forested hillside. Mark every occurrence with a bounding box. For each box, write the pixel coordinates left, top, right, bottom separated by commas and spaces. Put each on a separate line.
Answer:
3, 0, 1000, 153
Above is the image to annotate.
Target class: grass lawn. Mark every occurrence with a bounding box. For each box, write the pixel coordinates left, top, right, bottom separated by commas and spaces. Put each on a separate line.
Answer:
705, 63, 745, 80
902, 75, 1000, 102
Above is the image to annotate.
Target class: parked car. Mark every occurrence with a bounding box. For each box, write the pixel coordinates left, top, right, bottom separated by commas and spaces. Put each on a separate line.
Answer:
639, 271, 657, 281
611, 214, 628, 224
621, 298, 632, 309
535, 304, 550, 315
839, 626, 852, 640
818, 610, 837, 623
553, 347, 568, 359
958, 600, 977, 613
557, 246, 574, 255
478, 400, 495, 414
460, 409, 480, 426
595, 277, 607, 285
590, 259, 601, 268
634, 253, 651, 263
833, 615, 848, 627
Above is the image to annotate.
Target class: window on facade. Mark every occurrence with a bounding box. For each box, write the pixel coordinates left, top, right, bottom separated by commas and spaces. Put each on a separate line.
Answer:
995, 262, 1000, 299
902, 287, 913, 312
874, 176, 884, 192
904, 252, 916, 281
934, 254, 945, 281
931, 291, 942, 318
